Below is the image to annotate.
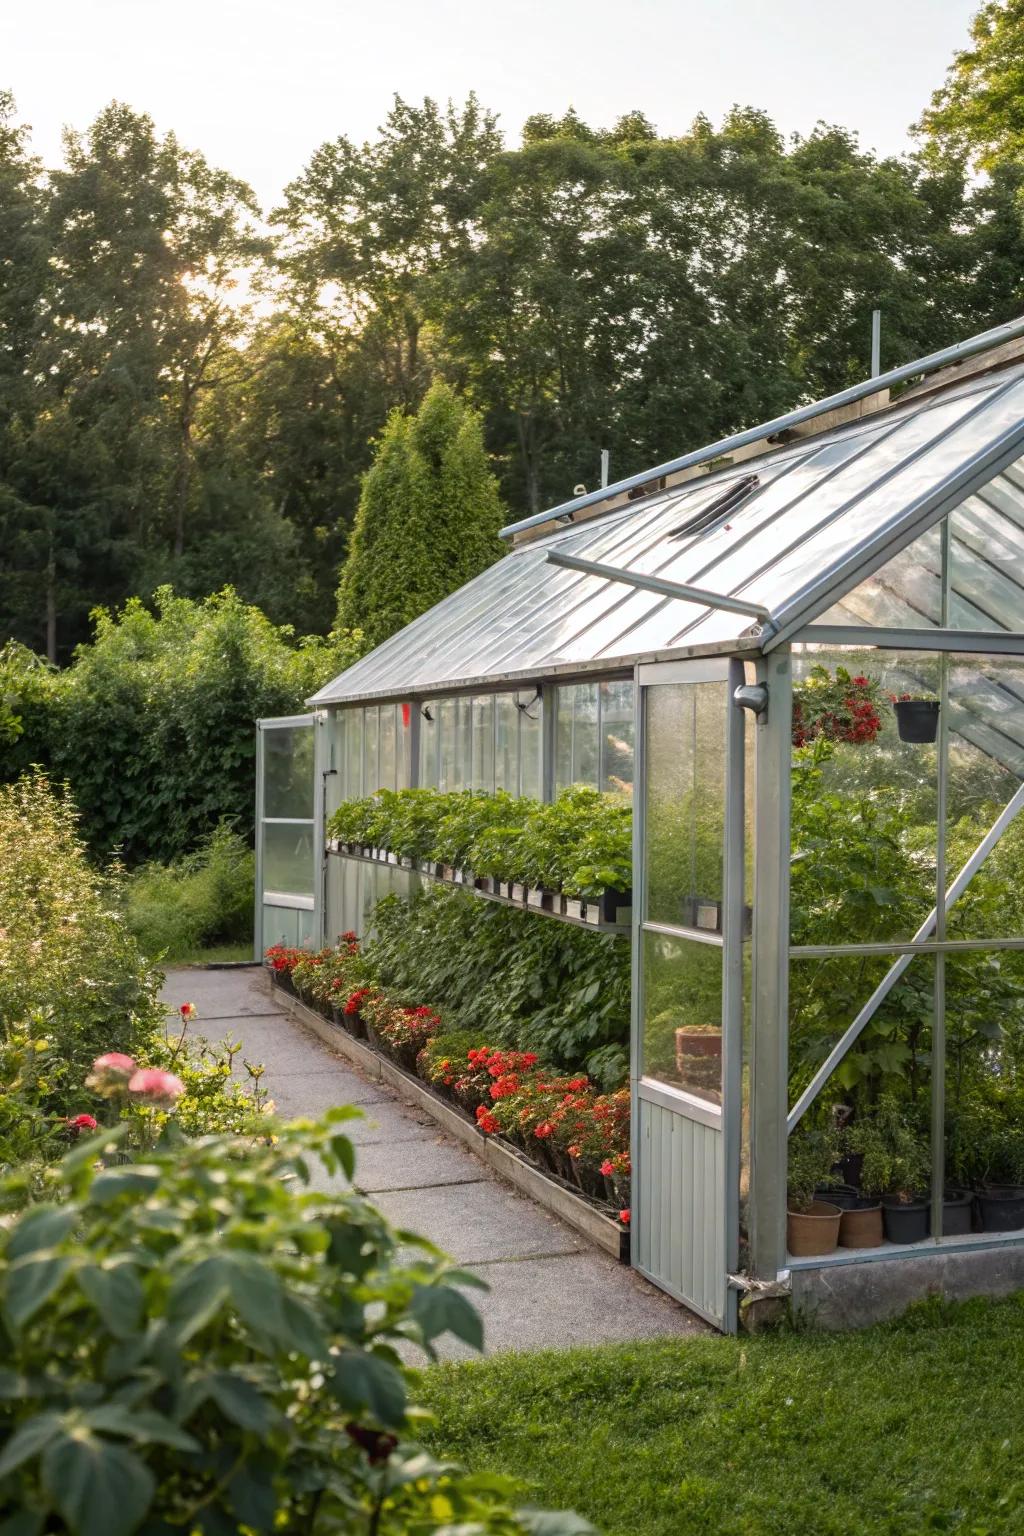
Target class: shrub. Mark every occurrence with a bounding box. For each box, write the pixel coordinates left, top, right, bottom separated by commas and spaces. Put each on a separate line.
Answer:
845, 1098, 930, 1200
3, 590, 365, 864
124, 822, 255, 961
0, 772, 164, 1109
0, 1117, 591, 1536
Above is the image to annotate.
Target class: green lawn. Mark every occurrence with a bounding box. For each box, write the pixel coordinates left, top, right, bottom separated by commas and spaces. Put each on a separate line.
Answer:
165, 942, 254, 967
418, 1294, 1024, 1535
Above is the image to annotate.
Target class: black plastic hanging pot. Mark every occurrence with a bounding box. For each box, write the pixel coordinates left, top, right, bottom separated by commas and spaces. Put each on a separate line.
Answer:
894, 699, 940, 743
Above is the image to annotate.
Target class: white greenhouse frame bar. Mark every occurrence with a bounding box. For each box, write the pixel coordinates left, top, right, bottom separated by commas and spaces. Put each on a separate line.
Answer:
258, 316, 1024, 1330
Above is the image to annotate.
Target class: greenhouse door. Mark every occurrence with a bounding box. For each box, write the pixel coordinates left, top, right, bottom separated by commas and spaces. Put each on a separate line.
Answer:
632, 659, 745, 1331
255, 714, 322, 958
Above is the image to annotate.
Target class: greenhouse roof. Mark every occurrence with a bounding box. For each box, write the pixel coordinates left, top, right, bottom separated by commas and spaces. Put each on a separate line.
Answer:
312, 351, 1024, 707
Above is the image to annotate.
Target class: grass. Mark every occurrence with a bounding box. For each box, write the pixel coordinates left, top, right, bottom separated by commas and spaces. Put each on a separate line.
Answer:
168, 942, 254, 967
418, 1294, 1024, 1535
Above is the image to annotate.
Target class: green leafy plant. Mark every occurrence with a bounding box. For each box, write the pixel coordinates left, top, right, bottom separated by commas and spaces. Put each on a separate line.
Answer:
124, 822, 255, 962
845, 1098, 930, 1201
0, 1116, 591, 1536
787, 1122, 841, 1212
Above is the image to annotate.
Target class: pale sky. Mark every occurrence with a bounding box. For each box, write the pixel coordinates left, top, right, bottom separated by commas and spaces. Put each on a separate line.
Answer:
3, 0, 978, 208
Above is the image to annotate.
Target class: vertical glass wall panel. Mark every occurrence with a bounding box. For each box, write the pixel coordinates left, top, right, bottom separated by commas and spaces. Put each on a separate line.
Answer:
437, 697, 456, 789
398, 702, 413, 788
363, 706, 380, 793
263, 727, 314, 819
262, 824, 315, 896
943, 655, 1024, 939
554, 688, 574, 791
945, 951, 1024, 1209
642, 930, 722, 1104
790, 648, 939, 945
471, 695, 495, 791
520, 695, 543, 800
601, 680, 635, 796
419, 703, 439, 788
495, 694, 518, 792
345, 709, 363, 800
333, 711, 348, 800
572, 683, 600, 787
644, 680, 727, 929
452, 696, 473, 791
379, 703, 397, 791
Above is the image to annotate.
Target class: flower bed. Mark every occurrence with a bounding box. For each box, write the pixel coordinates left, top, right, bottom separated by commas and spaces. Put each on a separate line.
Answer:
267, 938, 631, 1224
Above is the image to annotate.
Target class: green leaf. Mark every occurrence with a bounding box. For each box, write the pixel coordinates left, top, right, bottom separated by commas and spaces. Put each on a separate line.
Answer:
410, 1283, 484, 1352
228, 1464, 276, 1532
205, 1372, 277, 1434
88, 1167, 162, 1206
60, 1125, 129, 1181
3, 1255, 71, 1332
84, 1405, 199, 1452
332, 1350, 407, 1428
0, 1413, 63, 1478
5, 1206, 76, 1261
0, 1512, 45, 1536
78, 1264, 144, 1340
41, 1432, 155, 1536
166, 1256, 230, 1342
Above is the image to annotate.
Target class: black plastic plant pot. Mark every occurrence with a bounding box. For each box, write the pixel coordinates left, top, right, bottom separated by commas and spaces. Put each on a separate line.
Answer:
894, 699, 940, 743
598, 887, 632, 924
881, 1195, 930, 1243
942, 1187, 974, 1236
976, 1185, 1024, 1233
815, 1183, 860, 1211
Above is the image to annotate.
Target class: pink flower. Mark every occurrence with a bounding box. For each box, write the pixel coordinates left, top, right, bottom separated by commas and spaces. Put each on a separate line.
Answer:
179, 1002, 196, 1020
127, 1068, 184, 1105
86, 1053, 137, 1096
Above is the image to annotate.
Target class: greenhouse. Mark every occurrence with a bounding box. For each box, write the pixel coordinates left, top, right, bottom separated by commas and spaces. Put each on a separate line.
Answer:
257, 315, 1024, 1331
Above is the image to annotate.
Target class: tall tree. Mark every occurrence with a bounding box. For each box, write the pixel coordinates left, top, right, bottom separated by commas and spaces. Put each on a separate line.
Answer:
336, 380, 504, 648
918, 1, 1024, 172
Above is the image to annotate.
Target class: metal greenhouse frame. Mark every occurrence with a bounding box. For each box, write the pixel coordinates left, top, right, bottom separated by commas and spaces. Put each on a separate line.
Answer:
257, 315, 1024, 1330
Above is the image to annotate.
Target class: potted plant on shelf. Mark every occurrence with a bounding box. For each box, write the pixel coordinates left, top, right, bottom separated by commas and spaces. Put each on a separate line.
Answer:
787, 1123, 843, 1256
846, 1100, 931, 1243
963, 1103, 1024, 1233
890, 691, 940, 744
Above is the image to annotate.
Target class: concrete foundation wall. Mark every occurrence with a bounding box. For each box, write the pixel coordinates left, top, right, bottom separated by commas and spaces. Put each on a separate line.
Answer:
791, 1243, 1024, 1330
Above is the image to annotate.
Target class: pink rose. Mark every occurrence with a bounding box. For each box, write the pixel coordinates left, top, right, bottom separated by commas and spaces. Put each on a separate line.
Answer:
86, 1053, 138, 1096
127, 1068, 184, 1105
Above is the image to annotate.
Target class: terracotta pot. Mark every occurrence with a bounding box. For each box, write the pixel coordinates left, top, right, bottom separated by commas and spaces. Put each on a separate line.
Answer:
787, 1200, 842, 1257
675, 1027, 722, 1059
838, 1199, 884, 1249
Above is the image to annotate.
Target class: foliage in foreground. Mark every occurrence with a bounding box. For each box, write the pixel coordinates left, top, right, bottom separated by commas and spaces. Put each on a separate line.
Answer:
0, 594, 364, 863
0, 772, 164, 1104
124, 823, 255, 962
420, 1293, 1024, 1536
0, 1117, 591, 1536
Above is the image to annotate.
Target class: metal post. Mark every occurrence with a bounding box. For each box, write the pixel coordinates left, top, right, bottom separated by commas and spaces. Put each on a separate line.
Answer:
723, 659, 747, 1325
600, 448, 610, 488
871, 309, 882, 379
748, 648, 792, 1279
253, 723, 265, 963
629, 665, 646, 1271
931, 521, 952, 1240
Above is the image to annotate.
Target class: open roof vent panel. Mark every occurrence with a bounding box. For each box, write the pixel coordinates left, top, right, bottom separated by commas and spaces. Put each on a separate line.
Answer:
668, 473, 760, 539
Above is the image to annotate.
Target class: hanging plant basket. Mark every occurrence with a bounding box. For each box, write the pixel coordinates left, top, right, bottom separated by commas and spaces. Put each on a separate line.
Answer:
894, 699, 939, 743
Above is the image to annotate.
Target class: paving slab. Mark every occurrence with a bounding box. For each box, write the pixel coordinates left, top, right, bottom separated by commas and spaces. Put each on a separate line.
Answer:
354, 1136, 486, 1193
371, 1179, 585, 1264
160, 967, 709, 1350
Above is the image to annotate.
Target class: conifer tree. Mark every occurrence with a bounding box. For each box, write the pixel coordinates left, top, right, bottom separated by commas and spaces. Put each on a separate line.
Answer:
336, 380, 505, 648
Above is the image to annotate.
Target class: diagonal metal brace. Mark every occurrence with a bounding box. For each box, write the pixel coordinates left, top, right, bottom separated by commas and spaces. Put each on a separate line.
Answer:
543, 549, 772, 621
787, 777, 1024, 1133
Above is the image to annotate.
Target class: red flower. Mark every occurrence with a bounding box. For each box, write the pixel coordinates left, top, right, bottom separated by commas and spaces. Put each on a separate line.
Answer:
66, 1113, 98, 1134
600, 1158, 614, 1177
619, 1209, 630, 1225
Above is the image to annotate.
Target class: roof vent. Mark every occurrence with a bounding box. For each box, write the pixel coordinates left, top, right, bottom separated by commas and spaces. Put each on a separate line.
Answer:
668, 474, 760, 540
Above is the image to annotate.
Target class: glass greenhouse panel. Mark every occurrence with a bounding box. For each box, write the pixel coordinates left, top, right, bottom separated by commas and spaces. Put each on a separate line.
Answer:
644, 679, 727, 930
945, 952, 1024, 1207
363, 706, 380, 793
263, 823, 315, 897
790, 648, 939, 945
379, 703, 397, 791
345, 709, 363, 800
601, 680, 635, 795
572, 683, 600, 785
816, 524, 943, 629
263, 727, 314, 819
642, 930, 722, 1104
520, 694, 543, 799
398, 702, 413, 787
495, 694, 518, 792
554, 688, 574, 791
471, 695, 495, 791
419, 703, 439, 788
437, 698, 456, 789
